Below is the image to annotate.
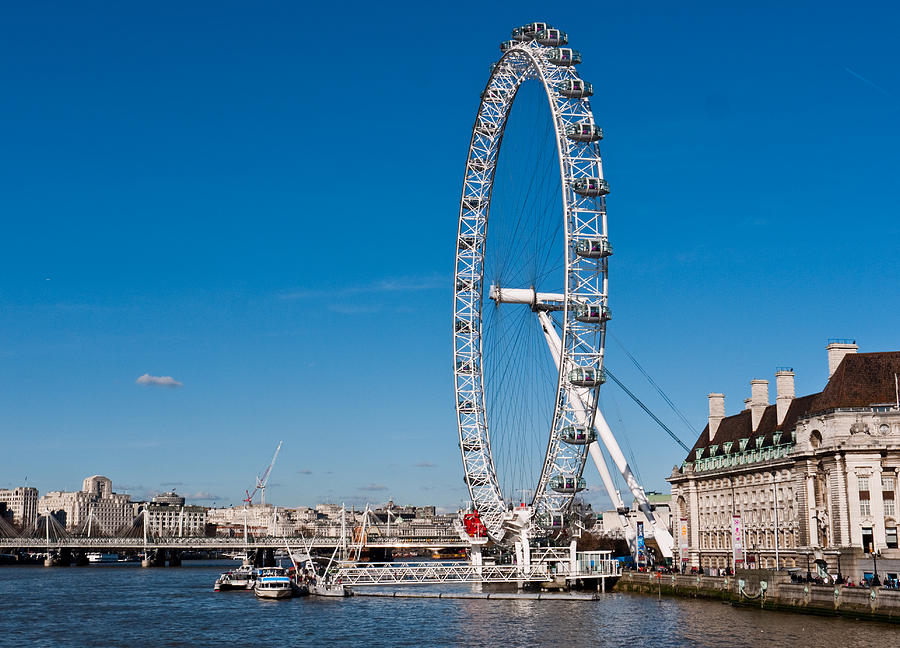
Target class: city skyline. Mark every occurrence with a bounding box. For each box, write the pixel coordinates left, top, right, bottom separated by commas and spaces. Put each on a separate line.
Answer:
2, 2, 899, 510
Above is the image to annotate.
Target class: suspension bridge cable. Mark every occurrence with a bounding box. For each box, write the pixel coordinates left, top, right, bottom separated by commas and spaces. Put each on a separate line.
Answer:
604, 367, 692, 453
610, 333, 698, 437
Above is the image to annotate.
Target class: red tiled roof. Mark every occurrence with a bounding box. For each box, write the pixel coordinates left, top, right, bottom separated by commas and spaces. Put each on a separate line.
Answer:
810, 352, 900, 411
684, 351, 900, 463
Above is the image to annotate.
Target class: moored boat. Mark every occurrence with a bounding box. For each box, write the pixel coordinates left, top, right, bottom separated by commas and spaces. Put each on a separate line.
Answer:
87, 552, 119, 563
254, 567, 293, 599
214, 564, 254, 591
308, 579, 351, 598
297, 557, 352, 598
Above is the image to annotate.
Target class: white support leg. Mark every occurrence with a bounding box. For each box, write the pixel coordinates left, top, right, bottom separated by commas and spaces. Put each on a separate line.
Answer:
538, 312, 636, 549
589, 440, 637, 553
593, 408, 675, 559
537, 312, 674, 560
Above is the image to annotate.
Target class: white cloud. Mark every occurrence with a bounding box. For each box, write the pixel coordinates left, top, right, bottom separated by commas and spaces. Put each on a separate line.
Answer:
414, 461, 437, 468
359, 483, 388, 492
136, 373, 183, 388
279, 274, 444, 301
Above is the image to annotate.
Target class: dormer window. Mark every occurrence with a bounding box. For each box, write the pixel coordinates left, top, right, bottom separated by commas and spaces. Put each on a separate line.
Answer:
773, 432, 783, 446
709, 444, 719, 457
723, 441, 733, 454
695, 447, 704, 460
738, 438, 750, 452
755, 437, 764, 449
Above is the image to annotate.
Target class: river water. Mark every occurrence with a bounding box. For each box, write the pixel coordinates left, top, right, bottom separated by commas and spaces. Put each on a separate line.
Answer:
1, 560, 896, 647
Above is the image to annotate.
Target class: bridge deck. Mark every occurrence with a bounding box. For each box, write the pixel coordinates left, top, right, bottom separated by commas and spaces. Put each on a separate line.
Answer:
0, 537, 467, 551
334, 560, 620, 586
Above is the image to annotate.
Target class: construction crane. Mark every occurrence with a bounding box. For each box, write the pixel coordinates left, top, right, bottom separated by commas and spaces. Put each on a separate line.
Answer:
243, 440, 283, 508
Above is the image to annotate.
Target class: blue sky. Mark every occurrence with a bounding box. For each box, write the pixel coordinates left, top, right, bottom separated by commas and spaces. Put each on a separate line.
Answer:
2, 2, 898, 511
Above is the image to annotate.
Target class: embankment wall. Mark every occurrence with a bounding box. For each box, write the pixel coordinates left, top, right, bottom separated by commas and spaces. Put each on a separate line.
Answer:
613, 570, 900, 623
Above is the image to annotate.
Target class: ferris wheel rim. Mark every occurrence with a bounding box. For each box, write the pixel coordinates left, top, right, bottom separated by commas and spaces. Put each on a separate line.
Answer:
453, 29, 609, 542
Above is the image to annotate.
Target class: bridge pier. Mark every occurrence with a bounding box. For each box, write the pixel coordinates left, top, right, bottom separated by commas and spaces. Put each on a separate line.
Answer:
141, 549, 166, 568
74, 551, 89, 566
250, 548, 276, 567
168, 550, 182, 567
43, 548, 73, 567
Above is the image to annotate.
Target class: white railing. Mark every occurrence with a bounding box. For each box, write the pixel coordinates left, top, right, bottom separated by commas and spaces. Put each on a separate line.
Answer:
0, 537, 469, 550
334, 557, 621, 586
335, 561, 552, 585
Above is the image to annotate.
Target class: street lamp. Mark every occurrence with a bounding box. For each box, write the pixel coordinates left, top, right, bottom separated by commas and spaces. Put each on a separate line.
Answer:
805, 552, 811, 582
871, 547, 881, 586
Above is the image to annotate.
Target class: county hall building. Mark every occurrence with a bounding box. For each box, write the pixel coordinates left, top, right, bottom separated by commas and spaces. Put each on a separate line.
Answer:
668, 341, 900, 582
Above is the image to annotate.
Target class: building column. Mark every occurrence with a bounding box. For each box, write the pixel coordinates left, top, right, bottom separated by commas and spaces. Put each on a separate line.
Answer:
868, 463, 883, 551
805, 467, 818, 546
834, 454, 851, 547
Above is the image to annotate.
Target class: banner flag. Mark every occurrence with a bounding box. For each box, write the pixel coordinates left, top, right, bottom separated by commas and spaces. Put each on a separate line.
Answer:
732, 515, 744, 564
637, 521, 646, 565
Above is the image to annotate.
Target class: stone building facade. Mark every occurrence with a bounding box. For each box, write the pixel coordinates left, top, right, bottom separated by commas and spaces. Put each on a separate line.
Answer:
0, 487, 39, 528
39, 475, 133, 532
144, 491, 207, 537
669, 342, 900, 582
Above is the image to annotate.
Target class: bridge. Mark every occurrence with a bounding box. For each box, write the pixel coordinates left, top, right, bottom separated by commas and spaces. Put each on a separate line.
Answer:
334, 548, 621, 588
0, 536, 468, 551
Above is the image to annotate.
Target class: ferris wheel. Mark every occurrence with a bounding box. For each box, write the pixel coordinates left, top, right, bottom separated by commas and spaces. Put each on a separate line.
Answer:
453, 22, 612, 542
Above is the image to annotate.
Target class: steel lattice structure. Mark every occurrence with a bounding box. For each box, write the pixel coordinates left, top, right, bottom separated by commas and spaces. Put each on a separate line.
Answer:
453, 23, 611, 542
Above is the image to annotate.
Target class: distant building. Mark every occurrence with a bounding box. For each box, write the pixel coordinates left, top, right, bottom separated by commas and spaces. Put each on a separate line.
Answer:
598, 492, 673, 542
0, 487, 39, 528
39, 475, 132, 532
669, 342, 900, 581
207, 505, 296, 536
144, 491, 207, 537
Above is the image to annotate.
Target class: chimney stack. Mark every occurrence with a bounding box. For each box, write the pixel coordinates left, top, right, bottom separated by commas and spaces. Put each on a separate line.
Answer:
708, 393, 725, 442
826, 340, 858, 378
750, 379, 769, 431
775, 368, 795, 426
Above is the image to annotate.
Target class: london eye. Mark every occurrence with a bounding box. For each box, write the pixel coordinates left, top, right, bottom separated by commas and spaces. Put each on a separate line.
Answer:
453, 22, 611, 542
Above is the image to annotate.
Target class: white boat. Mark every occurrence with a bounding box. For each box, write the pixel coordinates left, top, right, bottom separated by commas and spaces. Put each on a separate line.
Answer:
87, 552, 118, 563
214, 564, 254, 591
286, 529, 353, 599
308, 579, 351, 597
298, 558, 352, 598
254, 567, 293, 599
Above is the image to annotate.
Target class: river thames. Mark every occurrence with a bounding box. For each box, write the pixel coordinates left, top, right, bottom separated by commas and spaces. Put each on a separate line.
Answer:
1, 561, 896, 647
